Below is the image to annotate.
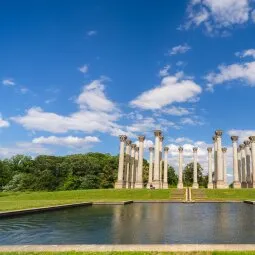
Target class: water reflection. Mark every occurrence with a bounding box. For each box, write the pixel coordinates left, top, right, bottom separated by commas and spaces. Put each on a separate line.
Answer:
0, 203, 254, 244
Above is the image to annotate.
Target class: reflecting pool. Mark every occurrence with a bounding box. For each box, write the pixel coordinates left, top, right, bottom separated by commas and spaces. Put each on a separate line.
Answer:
0, 203, 254, 244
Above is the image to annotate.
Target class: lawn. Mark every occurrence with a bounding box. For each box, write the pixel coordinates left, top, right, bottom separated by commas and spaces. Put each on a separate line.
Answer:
0, 189, 172, 212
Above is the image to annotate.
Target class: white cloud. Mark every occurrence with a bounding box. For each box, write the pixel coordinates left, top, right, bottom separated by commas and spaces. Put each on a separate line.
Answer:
227, 129, 255, 142
161, 106, 192, 116
87, 30, 97, 36
78, 64, 89, 74
159, 65, 171, 77
184, 0, 254, 34
180, 117, 204, 126
0, 114, 10, 128
237, 49, 255, 59
33, 135, 100, 148
45, 98, 56, 104
2, 79, 15, 86
168, 44, 191, 55
135, 139, 154, 149
252, 10, 255, 22
206, 61, 255, 89
130, 74, 202, 110
170, 137, 194, 144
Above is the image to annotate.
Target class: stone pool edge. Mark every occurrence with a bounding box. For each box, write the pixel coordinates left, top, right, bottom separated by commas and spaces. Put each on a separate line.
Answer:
0, 244, 255, 252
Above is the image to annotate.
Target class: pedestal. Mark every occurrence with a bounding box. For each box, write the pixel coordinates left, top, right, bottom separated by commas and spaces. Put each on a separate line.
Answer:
192, 183, 199, 189
207, 183, 214, 189
216, 180, 226, 189
233, 181, 241, 189
134, 182, 143, 189
241, 182, 247, 188
152, 180, 161, 189
177, 182, 183, 189
115, 181, 124, 189
163, 182, 168, 189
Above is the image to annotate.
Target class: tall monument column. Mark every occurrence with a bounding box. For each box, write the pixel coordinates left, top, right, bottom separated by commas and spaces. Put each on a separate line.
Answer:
237, 147, 242, 185
129, 144, 136, 189
222, 147, 228, 188
207, 147, 213, 189
115, 135, 127, 189
231, 136, 241, 189
135, 136, 145, 189
163, 147, 169, 189
244, 140, 251, 188
249, 136, 255, 188
159, 136, 164, 188
177, 146, 184, 189
240, 144, 247, 188
124, 139, 132, 189
147, 147, 154, 188
133, 147, 139, 188
192, 147, 199, 189
215, 130, 225, 189
153, 130, 162, 189
213, 136, 218, 188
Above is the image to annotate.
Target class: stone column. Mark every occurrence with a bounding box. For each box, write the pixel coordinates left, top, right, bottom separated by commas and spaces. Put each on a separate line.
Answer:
237, 147, 242, 185
222, 147, 228, 188
163, 147, 169, 189
240, 144, 247, 188
244, 140, 251, 188
124, 140, 132, 189
192, 147, 199, 189
147, 147, 154, 188
177, 146, 184, 189
213, 136, 218, 188
231, 136, 241, 189
207, 147, 213, 189
249, 136, 255, 188
159, 136, 164, 188
215, 130, 225, 188
133, 147, 139, 188
153, 130, 162, 189
115, 135, 127, 189
135, 136, 145, 189
129, 144, 136, 189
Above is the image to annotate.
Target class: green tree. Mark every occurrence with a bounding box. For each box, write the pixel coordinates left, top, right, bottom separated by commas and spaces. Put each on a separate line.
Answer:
168, 165, 178, 187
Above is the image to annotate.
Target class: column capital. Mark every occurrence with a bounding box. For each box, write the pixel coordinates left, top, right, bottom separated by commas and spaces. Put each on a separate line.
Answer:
154, 130, 162, 137
159, 135, 164, 142
222, 147, 227, 153
193, 147, 198, 152
239, 144, 245, 150
119, 135, 127, 142
149, 147, 154, 152
178, 146, 183, 152
131, 144, 137, 149
249, 136, 255, 143
164, 146, 169, 152
207, 147, 212, 152
231, 136, 238, 142
244, 140, 250, 147
138, 135, 145, 142
126, 139, 132, 146
215, 130, 223, 137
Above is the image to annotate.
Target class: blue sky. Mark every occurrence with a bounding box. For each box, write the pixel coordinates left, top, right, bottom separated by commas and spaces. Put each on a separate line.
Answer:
1, 0, 255, 178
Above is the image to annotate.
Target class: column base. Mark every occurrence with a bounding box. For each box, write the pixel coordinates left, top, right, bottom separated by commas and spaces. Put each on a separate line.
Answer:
115, 181, 124, 189
233, 181, 241, 189
134, 182, 143, 189
207, 183, 214, 189
192, 183, 199, 189
162, 182, 168, 189
251, 182, 255, 188
241, 182, 247, 188
152, 180, 161, 189
216, 180, 226, 189
247, 182, 253, 188
177, 182, 183, 189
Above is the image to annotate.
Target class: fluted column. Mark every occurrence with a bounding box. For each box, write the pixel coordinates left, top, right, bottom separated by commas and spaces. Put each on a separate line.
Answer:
244, 140, 251, 188
147, 147, 154, 188
153, 130, 162, 189
240, 144, 247, 188
133, 147, 139, 188
222, 147, 228, 188
207, 147, 213, 189
115, 135, 127, 189
237, 147, 242, 185
215, 130, 224, 188
249, 136, 255, 188
192, 147, 199, 189
163, 147, 169, 189
159, 136, 164, 188
135, 135, 145, 189
231, 136, 241, 188
124, 139, 132, 189
177, 146, 184, 189
129, 144, 136, 189
213, 136, 218, 188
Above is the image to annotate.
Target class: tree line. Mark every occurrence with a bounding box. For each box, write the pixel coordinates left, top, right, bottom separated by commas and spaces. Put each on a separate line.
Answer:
0, 153, 208, 192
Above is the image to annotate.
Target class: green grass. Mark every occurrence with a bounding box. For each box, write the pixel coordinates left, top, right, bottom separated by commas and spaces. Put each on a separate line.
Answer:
0, 189, 173, 212
203, 189, 255, 201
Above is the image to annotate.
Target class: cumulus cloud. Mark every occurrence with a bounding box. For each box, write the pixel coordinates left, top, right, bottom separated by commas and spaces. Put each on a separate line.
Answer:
78, 64, 89, 74
159, 65, 171, 77
184, 0, 254, 35
87, 30, 97, 36
180, 117, 204, 126
2, 79, 15, 86
168, 44, 191, 55
236, 49, 255, 59
227, 129, 255, 142
130, 74, 202, 110
135, 139, 154, 149
0, 114, 10, 128
33, 135, 100, 148
169, 137, 194, 144
161, 106, 192, 116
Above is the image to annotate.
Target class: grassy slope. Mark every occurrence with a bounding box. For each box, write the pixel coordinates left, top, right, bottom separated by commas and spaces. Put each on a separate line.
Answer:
0, 189, 172, 211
